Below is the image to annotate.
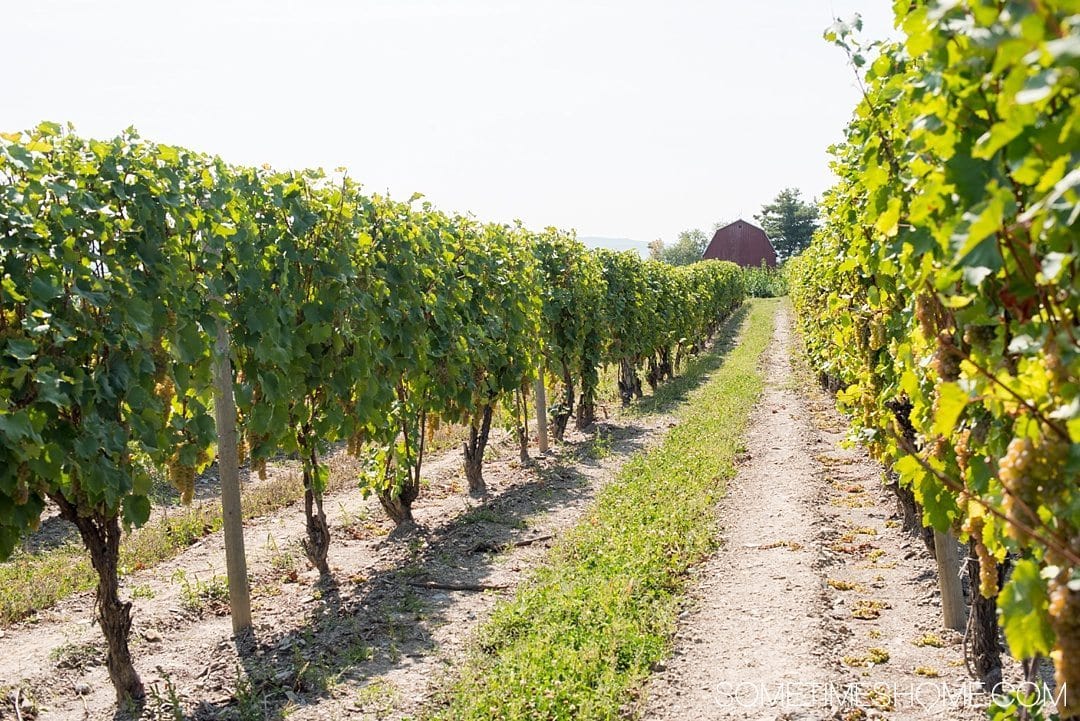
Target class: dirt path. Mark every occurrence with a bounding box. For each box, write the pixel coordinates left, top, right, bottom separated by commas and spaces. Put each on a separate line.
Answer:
641, 305, 1011, 720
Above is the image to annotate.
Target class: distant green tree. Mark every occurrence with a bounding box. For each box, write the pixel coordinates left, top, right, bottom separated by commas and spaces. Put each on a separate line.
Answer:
658, 228, 707, 266
648, 238, 665, 261
754, 188, 819, 261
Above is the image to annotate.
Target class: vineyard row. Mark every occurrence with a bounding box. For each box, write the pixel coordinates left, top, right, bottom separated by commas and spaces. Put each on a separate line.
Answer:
788, 3, 1079, 716
0, 122, 745, 701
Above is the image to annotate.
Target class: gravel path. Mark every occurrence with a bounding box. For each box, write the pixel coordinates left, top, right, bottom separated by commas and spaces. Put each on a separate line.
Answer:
640, 304, 1016, 721
641, 304, 834, 720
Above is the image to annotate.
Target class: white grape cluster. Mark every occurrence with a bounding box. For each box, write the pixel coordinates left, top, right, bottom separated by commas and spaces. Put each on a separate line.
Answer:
999, 436, 1037, 541
932, 331, 961, 382
1049, 575, 1080, 718
167, 454, 196, 504
915, 293, 945, 338
961, 514, 998, 598
869, 317, 886, 351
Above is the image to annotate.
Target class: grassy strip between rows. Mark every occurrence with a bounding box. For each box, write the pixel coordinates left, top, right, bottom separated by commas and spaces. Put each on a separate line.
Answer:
0, 332, 710, 631
428, 298, 779, 721
0, 458, 362, 627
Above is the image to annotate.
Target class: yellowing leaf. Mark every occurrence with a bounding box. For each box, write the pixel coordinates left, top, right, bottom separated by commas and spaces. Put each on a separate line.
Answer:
157, 144, 179, 163
932, 382, 968, 437
875, 198, 902, 238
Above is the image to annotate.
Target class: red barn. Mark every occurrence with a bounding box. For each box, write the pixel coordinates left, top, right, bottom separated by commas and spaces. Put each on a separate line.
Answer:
702, 219, 777, 268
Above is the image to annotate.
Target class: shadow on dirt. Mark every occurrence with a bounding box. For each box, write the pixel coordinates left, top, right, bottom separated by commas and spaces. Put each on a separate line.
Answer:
634, 302, 750, 417
181, 440, 650, 720
127, 305, 755, 721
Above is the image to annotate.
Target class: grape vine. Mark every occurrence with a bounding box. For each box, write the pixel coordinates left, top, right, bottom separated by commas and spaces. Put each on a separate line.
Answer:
789, 2, 1079, 713
1, 123, 745, 702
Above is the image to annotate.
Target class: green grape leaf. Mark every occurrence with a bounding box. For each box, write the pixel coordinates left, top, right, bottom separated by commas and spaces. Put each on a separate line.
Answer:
932, 382, 968, 437
998, 559, 1055, 659
122, 494, 152, 529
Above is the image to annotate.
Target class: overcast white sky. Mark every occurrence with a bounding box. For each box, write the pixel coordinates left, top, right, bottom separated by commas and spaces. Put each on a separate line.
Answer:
5, 1, 894, 242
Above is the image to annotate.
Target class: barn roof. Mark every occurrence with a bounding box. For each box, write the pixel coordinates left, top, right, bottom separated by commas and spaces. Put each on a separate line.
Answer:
702, 219, 777, 268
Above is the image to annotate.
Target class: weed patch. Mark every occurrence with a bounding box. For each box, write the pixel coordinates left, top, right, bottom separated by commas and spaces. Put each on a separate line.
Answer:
0, 454, 360, 625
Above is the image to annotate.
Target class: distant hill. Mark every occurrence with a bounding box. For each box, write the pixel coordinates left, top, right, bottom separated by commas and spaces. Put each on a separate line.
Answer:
578, 236, 651, 258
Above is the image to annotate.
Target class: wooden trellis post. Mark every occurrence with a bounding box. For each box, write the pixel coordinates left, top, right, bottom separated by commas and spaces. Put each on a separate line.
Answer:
534, 366, 549, 454
934, 530, 966, 631
213, 320, 252, 635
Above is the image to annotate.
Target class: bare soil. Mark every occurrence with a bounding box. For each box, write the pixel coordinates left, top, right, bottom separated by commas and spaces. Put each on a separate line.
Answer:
0, 389, 677, 720
640, 305, 1024, 720
2, 305, 1033, 721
